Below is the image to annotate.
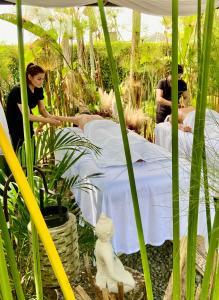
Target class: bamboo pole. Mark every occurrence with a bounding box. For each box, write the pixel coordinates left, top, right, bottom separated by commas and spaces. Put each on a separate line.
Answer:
198, 0, 212, 243
0, 124, 76, 300
197, 0, 201, 66
212, 256, 219, 299
200, 202, 219, 299
171, 1, 180, 299
16, 1, 43, 298
0, 201, 25, 300
0, 231, 13, 300
202, 148, 212, 242
97, 0, 153, 299
186, 0, 216, 298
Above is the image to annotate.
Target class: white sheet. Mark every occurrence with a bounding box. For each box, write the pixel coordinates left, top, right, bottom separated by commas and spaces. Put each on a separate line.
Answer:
0, 102, 11, 155
84, 119, 171, 167
7, 0, 219, 16
155, 110, 219, 166
155, 112, 219, 194
55, 125, 213, 254
183, 109, 219, 141
155, 121, 194, 160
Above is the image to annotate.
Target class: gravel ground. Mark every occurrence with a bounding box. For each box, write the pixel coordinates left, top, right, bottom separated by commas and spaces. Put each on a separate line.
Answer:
55, 222, 173, 300
41, 220, 205, 300
119, 241, 173, 299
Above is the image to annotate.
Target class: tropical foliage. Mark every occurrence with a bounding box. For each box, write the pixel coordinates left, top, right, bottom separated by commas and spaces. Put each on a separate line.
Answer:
0, 2, 219, 299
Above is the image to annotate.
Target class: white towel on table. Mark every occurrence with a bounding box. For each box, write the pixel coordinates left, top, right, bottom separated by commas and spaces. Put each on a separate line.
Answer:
84, 119, 171, 167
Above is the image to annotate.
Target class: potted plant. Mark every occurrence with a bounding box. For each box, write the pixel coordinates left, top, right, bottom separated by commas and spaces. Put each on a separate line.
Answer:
4, 127, 101, 288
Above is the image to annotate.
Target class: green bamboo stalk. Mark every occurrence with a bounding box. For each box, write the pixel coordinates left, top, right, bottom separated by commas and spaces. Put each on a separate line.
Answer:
0, 201, 25, 300
16, 1, 43, 299
197, 0, 201, 66
186, 0, 215, 298
0, 230, 13, 300
171, 1, 180, 299
200, 201, 219, 299
202, 147, 212, 242
198, 0, 212, 243
212, 256, 219, 299
97, 1, 153, 299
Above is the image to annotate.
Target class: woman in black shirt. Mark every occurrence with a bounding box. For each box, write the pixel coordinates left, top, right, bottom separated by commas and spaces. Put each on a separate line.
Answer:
6, 63, 61, 150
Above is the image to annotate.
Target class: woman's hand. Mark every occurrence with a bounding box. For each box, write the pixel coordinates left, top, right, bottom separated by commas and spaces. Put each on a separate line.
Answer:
178, 123, 192, 132
183, 125, 192, 132
49, 115, 62, 121
47, 117, 61, 126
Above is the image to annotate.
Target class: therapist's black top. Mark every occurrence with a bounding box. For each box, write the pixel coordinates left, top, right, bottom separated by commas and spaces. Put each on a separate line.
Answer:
6, 85, 44, 150
156, 78, 187, 123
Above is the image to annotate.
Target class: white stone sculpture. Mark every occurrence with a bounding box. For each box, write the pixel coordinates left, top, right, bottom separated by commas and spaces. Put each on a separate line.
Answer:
95, 213, 136, 293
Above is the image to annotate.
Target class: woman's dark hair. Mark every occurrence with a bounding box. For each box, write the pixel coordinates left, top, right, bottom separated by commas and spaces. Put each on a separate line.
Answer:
26, 63, 45, 82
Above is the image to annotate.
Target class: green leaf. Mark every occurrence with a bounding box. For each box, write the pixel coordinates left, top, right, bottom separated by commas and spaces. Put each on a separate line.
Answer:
0, 13, 61, 53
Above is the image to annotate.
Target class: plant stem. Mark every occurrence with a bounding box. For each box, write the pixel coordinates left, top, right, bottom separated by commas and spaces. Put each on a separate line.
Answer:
0, 123, 76, 299
0, 230, 13, 300
0, 201, 25, 300
200, 201, 219, 299
171, 0, 180, 299
186, 0, 215, 298
212, 255, 219, 299
97, 0, 153, 299
197, 0, 202, 67
202, 145, 212, 242
16, 1, 43, 299
198, 0, 212, 243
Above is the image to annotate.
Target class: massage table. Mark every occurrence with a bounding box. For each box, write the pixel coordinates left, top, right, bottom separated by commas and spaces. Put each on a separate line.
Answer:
155, 109, 219, 160
155, 109, 219, 193
55, 120, 213, 254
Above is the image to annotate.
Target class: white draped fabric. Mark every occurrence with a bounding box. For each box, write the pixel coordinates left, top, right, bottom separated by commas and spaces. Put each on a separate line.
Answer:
6, 0, 219, 16
55, 126, 212, 254
84, 119, 171, 167
155, 110, 219, 195
155, 109, 219, 167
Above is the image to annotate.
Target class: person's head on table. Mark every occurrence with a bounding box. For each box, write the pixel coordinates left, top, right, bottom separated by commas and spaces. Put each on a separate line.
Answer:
167, 106, 195, 132
156, 64, 190, 124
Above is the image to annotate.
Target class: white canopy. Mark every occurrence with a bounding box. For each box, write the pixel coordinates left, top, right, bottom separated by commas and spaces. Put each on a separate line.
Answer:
5, 0, 219, 16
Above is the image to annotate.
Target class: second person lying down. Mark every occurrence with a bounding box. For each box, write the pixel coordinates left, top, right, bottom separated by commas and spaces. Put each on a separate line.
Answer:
168, 106, 194, 132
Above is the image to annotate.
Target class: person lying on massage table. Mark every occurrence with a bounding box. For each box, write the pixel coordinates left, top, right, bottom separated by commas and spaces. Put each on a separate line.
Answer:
168, 106, 195, 132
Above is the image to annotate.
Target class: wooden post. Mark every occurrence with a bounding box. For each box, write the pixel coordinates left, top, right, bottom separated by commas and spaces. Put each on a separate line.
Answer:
117, 282, 124, 300
75, 285, 92, 300
102, 288, 110, 300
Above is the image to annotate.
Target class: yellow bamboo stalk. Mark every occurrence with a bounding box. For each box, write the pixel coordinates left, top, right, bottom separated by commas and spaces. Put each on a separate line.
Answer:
0, 124, 75, 300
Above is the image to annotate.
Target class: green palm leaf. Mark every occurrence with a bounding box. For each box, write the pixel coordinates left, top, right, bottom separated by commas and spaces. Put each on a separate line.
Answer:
0, 13, 60, 49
